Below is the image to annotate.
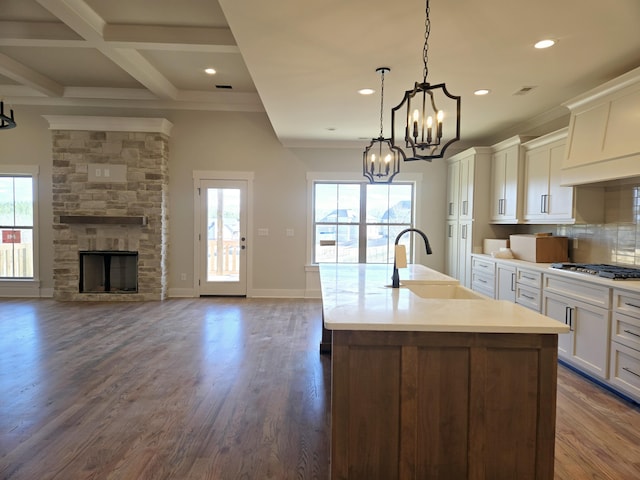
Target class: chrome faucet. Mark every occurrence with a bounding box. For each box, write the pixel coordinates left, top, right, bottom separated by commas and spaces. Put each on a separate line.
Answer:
391, 228, 432, 288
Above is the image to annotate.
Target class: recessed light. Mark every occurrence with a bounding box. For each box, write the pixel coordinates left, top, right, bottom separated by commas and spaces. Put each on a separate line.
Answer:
474, 89, 491, 96
205, 68, 217, 75
358, 88, 375, 95
534, 39, 556, 49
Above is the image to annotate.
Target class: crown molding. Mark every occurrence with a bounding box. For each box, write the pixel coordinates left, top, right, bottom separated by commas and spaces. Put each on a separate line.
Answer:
42, 115, 173, 136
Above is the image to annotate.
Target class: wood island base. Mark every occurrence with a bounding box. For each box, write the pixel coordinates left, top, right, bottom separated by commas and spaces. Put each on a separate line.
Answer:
331, 330, 559, 479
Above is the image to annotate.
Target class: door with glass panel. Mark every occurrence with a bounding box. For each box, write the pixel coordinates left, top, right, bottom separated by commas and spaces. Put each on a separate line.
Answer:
199, 180, 247, 296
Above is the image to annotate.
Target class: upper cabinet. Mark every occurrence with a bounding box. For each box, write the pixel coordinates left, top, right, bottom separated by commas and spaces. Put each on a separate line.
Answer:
562, 66, 640, 186
489, 136, 533, 224
523, 129, 604, 224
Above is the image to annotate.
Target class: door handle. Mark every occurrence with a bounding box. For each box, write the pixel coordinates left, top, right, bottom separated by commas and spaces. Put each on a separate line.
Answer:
511, 273, 516, 291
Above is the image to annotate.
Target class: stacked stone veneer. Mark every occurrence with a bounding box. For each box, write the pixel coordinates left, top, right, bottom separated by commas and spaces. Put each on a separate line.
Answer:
51, 126, 169, 301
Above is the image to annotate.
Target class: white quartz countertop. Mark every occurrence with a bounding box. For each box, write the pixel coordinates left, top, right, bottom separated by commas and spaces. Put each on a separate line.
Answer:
320, 264, 569, 334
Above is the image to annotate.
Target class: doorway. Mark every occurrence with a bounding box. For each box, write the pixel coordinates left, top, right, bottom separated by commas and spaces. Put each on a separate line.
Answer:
196, 177, 250, 296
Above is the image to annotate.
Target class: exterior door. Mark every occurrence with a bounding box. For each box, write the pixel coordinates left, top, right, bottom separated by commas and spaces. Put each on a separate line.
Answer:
198, 179, 247, 296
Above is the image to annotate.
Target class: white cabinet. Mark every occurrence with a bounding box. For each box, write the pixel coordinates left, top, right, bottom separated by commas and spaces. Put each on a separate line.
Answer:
543, 274, 611, 379
445, 147, 493, 288
496, 263, 516, 302
515, 267, 542, 312
522, 129, 604, 224
471, 256, 495, 299
489, 136, 533, 224
609, 289, 640, 401
562, 66, 640, 185
522, 129, 574, 223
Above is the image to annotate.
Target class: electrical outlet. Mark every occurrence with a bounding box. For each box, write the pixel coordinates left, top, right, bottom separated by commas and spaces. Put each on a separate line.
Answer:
180, 273, 187, 281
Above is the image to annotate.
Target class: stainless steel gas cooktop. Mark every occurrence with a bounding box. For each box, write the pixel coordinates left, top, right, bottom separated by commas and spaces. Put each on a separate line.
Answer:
550, 263, 640, 280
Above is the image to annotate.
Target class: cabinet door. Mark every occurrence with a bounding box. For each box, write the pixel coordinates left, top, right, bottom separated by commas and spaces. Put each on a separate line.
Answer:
496, 264, 516, 302
458, 221, 472, 288
544, 290, 609, 379
546, 142, 574, 220
445, 221, 459, 278
523, 147, 550, 221
490, 151, 506, 220
458, 157, 474, 220
447, 160, 460, 219
502, 146, 520, 221
543, 292, 573, 359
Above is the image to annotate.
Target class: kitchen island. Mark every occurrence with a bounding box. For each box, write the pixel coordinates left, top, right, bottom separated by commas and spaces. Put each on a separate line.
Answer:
320, 263, 569, 480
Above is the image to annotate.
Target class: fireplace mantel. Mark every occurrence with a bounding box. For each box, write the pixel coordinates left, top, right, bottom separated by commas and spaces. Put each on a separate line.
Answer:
59, 215, 148, 226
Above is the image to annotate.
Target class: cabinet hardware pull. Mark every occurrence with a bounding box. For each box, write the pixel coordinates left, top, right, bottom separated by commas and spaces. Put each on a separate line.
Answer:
624, 302, 640, 310
622, 367, 640, 379
511, 273, 516, 291
540, 195, 545, 214
522, 294, 535, 300
478, 278, 487, 284
522, 274, 535, 281
449, 202, 454, 215
568, 307, 574, 331
448, 225, 452, 238
623, 329, 640, 338
462, 200, 468, 215
564, 306, 570, 325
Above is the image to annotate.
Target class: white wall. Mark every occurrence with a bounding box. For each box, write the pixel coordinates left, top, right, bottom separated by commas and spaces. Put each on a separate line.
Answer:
1, 106, 447, 297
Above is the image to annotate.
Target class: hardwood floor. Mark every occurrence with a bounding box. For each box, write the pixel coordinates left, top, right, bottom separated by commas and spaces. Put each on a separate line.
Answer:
0, 297, 639, 479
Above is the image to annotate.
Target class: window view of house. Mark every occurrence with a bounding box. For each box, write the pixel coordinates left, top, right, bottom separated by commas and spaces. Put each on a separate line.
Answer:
0, 175, 34, 278
313, 182, 414, 263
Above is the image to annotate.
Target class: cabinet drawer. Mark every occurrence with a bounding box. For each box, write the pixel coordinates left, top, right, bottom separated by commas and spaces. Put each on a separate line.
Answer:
516, 285, 541, 312
543, 274, 611, 309
612, 312, 640, 351
609, 342, 640, 401
613, 289, 640, 318
472, 272, 495, 298
472, 257, 495, 274
517, 268, 542, 289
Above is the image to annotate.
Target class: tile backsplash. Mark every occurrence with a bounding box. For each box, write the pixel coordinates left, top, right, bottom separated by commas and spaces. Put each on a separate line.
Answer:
555, 184, 640, 265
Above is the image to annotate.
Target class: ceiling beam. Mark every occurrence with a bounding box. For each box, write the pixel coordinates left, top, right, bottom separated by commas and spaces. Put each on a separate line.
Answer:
35, 0, 178, 99
0, 53, 64, 97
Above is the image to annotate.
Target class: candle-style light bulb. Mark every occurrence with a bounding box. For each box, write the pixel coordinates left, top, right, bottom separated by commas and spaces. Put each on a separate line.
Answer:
370, 154, 376, 174
412, 109, 420, 139
426, 116, 433, 144
384, 154, 391, 174
437, 110, 444, 138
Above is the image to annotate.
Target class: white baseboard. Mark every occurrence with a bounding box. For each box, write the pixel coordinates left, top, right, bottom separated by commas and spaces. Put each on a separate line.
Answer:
168, 287, 197, 298
248, 288, 306, 298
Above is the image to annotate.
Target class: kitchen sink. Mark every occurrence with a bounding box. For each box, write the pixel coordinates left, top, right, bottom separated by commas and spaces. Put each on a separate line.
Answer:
406, 283, 486, 300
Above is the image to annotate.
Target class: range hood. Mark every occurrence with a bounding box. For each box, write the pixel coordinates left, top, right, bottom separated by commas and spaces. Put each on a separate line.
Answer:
561, 66, 640, 186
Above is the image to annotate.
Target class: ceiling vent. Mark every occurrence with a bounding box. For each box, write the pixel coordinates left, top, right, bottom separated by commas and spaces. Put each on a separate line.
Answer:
513, 86, 537, 96
216, 85, 233, 89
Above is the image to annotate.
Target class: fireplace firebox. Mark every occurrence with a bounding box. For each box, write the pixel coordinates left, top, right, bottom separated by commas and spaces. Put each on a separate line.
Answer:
79, 251, 138, 293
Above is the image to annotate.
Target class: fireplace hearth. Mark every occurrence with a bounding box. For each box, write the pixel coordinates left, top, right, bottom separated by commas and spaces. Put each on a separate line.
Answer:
79, 251, 138, 294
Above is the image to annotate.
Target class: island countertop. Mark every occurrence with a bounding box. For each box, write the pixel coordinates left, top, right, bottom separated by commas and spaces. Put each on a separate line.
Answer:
320, 263, 569, 334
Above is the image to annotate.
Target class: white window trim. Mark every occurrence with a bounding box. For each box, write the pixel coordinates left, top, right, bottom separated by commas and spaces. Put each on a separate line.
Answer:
305, 171, 423, 266
0, 165, 41, 295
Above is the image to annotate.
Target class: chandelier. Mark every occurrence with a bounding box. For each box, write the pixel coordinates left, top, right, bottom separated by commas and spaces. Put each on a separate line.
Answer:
390, 0, 460, 161
0, 101, 16, 130
363, 67, 404, 183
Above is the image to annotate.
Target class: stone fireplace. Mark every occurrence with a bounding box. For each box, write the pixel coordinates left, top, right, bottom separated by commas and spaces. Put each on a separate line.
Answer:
45, 116, 172, 301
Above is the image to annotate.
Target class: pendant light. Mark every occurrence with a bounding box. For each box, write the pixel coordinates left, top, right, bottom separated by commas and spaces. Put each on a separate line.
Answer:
390, 0, 460, 161
363, 67, 404, 183
0, 101, 17, 130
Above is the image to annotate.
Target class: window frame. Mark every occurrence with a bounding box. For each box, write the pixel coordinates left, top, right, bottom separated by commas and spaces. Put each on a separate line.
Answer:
306, 171, 423, 265
0, 165, 39, 284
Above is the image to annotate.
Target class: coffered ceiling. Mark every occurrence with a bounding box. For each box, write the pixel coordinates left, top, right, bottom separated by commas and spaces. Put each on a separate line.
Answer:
1, 0, 639, 148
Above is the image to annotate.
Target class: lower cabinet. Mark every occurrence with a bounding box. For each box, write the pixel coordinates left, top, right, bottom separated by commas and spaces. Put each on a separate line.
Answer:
609, 289, 640, 400
543, 289, 610, 380
496, 263, 516, 301
331, 330, 559, 479
471, 256, 495, 298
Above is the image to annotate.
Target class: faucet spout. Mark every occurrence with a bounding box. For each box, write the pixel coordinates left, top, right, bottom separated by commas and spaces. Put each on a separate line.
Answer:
391, 228, 432, 288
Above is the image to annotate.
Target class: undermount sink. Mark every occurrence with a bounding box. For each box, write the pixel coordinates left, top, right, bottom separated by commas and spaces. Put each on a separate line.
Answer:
406, 283, 486, 300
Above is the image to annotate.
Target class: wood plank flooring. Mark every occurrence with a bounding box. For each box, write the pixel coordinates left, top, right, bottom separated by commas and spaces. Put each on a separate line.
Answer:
0, 297, 639, 479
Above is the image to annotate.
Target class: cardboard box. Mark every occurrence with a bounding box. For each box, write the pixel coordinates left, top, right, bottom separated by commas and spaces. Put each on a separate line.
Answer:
483, 238, 509, 254
509, 234, 569, 263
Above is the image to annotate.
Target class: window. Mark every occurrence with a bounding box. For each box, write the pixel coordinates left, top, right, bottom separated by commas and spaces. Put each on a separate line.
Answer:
313, 181, 414, 263
0, 173, 36, 279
